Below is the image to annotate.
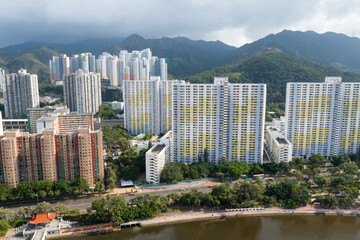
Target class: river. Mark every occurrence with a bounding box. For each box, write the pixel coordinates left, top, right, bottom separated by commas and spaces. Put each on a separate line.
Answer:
67, 215, 360, 240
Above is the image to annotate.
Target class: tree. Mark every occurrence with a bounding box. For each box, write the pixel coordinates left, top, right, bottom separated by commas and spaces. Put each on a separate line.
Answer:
72, 178, 90, 193
203, 148, 209, 163
308, 154, 327, 168
160, 163, 184, 183
16, 206, 34, 219
105, 166, 117, 190
233, 181, 265, 204
314, 176, 330, 187
38, 190, 47, 199
331, 155, 351, 166
0, 184, 12, 201
210, 184, 234, 207
55, 204, 70, 216
0, 220, 11, 237
91, 199, 110, 223
228, 161, 250, 177
34, 202, 53, 213
250, 164, 264, 175
189, 166, 200, 179
340, 161, 358, 175
278, 162, 291, 174
289, 157, 304, 171
290, 171, 304, 181
94, 183, 105, 194
0, 208, 15, 221
267, 180, 311, 207
315, 195, 338, 208
108, 195, 129, 225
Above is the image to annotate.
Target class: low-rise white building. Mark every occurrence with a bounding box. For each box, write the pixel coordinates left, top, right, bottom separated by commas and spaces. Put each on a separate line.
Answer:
111, 101, 124, 110
146, 131, 172, 184
265, 126, 292, 163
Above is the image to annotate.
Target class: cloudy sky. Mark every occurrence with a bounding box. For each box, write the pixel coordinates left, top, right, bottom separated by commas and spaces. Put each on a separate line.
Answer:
1, 0, 360, 48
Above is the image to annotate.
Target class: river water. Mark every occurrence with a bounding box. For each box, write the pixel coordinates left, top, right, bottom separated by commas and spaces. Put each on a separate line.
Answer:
69, 215, 360, 240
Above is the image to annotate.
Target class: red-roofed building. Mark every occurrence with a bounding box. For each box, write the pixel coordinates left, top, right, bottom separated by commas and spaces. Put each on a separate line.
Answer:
30, 212, 56, 224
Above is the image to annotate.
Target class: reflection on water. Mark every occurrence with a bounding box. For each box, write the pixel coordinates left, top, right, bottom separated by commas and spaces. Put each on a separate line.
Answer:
63, 216, 360, 240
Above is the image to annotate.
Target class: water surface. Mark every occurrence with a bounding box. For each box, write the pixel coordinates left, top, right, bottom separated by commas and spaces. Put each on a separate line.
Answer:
68, 215, 360, 240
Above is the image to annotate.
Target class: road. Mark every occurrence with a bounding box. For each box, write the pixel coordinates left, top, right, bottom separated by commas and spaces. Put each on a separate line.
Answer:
5, 182, 221, 212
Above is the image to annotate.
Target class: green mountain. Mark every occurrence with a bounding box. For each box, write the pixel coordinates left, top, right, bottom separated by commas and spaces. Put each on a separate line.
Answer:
0, 46, 61, 84
185, 49, 360, 104
1, 30, 360, 85
105, 34, 236, 77
231, 30, 360, 72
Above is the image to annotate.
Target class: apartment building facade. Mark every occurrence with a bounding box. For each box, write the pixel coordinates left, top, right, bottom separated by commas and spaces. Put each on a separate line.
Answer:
0, 128, 103, 187
285, 77, 360, 158
172, 78, 266, 164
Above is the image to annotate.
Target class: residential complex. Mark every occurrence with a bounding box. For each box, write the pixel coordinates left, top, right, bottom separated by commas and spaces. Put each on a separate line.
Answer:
0, 128, 103, 187
49, 48, 167, 86
172, 77, 266, 164
123, 78, 185, 135
285, 77, 360, 158
3, 69, 40, 118
63, 69, 102, 114
27, 106, 93, 134
119, 49, 167, 82
146, 131, 172, 184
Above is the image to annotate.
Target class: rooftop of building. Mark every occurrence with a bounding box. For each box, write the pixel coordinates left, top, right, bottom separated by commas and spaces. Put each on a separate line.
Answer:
37, 115, 58, 122
276, 137, 290, 145
30, 212, 56, 224
150, 143, 166, 154
161, 131, 172, 140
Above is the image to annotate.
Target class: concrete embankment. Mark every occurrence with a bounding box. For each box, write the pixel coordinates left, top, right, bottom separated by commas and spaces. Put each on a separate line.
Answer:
46, 226, 120, 239
140, 209, 360, 228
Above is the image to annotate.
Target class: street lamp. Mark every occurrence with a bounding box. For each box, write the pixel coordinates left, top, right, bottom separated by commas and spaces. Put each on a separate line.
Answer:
35, 193, 39, 205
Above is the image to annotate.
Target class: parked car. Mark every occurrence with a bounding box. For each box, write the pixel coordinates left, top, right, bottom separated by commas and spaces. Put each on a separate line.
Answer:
179, 188, 186, 192
129, 192, 136, 196
208, 185, 215, 188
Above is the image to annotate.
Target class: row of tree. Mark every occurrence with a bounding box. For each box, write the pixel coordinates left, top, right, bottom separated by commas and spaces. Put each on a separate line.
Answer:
0, 178, 92, 202
160, 161, 294, 183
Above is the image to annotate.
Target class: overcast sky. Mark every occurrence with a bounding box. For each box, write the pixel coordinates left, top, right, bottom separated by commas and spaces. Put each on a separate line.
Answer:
1, 0, 360, 48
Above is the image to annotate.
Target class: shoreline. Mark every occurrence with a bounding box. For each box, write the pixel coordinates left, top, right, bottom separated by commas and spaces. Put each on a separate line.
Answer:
13, 209, 360, 239
139, 209, 360, 228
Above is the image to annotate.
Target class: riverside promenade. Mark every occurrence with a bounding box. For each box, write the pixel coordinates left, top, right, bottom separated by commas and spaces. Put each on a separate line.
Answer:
139, 209, 360, 227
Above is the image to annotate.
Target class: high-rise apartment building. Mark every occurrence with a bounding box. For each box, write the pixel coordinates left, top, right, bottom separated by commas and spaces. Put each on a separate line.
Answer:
0, 128, 103, 187
49, 54, 70, 83
336, 82, 360, 155
3, 69, 40, 118
69, 53, 96, 73
119, 49, 167, 82
123, 78, 185, 135
63, 69, 102, 114
285, 77, 360, 158
0, 68, 5, 90
172, 78, 266, 164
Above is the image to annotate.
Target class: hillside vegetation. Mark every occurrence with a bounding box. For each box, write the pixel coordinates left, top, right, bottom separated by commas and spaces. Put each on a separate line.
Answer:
185, 49, 360, 104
